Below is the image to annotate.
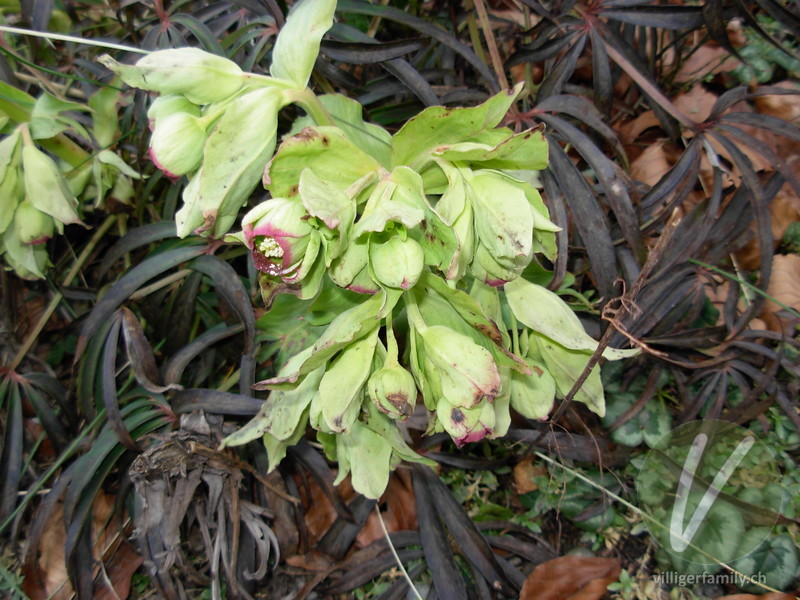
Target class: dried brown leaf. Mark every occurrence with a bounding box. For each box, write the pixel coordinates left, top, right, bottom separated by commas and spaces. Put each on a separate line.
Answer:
754, 81, 800, 124
630, 142, 673, 187
518, 555, 621, 600
762, 253, 800, 333
512, 456, 548, 494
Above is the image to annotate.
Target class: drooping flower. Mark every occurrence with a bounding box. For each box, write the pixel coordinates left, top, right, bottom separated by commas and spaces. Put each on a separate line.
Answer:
242, 198, 317, 280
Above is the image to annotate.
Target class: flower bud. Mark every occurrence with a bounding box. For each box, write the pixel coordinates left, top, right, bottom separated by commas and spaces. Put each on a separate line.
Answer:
329, 236, 380, 294
437, 397, 496, 447
147, 95, 201, 129
13, 200, 55, 244
368, 362, 417, 421
99, 48, 244, 105
242, 198, 315, 279
149, 112, 207, 178
369, 235, 424, 290
22, 145, 81, 226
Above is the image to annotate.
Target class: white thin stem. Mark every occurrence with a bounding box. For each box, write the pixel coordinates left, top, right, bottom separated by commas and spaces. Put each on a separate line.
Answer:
374, 504, 423, 600
0, 26, 149, 54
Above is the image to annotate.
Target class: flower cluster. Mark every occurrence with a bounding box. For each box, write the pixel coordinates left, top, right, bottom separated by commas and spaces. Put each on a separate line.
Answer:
0, 128, 77, 277
100, 0, 638, 499
221, 86, 636, 498
99, 0, 338, 239
0, 84, 140, 279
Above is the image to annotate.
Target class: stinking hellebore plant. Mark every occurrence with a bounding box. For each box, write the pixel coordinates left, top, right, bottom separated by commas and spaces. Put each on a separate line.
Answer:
100, 0, 638, 499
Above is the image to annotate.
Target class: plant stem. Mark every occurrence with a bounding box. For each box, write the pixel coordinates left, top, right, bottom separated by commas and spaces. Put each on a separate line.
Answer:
375, 504, 424, 600
284, 87, 335, 127
7, 215, 116, 372
473, 0, 509, 90
0, 25, 149, 54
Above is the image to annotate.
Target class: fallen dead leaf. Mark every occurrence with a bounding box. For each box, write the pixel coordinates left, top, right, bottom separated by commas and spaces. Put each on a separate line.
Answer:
630, 142, 673, 187
93, 539, 143, 600
734, 189, 800, 270
761, 253, 800, 334
22, 492, 134, 600
754, 81, 800, 124
519, 555, 621, 600
676, 43, 741, 83
302, 469, 417, 550
513, 456, 549, 494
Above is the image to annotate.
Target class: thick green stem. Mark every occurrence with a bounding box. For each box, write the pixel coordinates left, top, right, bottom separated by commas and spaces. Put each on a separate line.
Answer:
284, 87, 335, 127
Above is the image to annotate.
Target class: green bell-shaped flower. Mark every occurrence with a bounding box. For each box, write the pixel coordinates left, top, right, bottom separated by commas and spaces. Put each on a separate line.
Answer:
369, 234, 424, 290
99, 48, 244, 105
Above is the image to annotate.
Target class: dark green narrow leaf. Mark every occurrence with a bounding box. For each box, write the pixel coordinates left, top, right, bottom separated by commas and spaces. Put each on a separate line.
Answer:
380, 58, 439, 106
597, 25, 681, 138
721, 112, 800, 143
97, 222, 180, 279
336, 0, 500, 92
421, 467, 518, 595
412, 464, 469, 600
752, 0, 800, 40
170, 13, 226, 55
709, 85, 800, 120
28, 0, 55, 31
102, 311, 141, 452
547, 140, 618, 300
320, 38, 427, 64
323, 547, 426, 594
161, 270, 202, 355
590, 29, 613, 115
640, 138, 700, 210
541, 170, 569, 290
537, 34, 587, 102
600, 7, 704, 29
172, 388, 264, 416
76, 318, 114, 419
77, 244, 208, 361
505, 33, 577, 67
702, 0, 742, 62
164, 323, 245, 386
20, 381, 69, 452
715, 122, 800, 197
708, 131, 772, 295
0, 383, 23, 522
538, 113, 644, 263
189, 255, 256, 356
316, 494, 374, 559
